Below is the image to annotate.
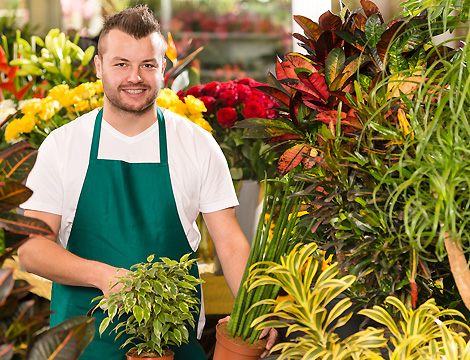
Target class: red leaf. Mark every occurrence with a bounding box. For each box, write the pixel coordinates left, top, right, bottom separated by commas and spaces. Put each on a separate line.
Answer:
293, 15, 323, 41
361, 0, 384, 22
267, 134, 303, 143
15, 78, 34, 101
278, 144, 311, 176
298, 72, 329, 102
318, 11, 343, 32
280, 54, 317, 80
258, 86, 291, 108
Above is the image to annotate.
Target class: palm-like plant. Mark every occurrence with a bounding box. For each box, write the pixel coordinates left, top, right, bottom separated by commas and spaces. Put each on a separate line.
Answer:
360, 297, 469, 359
248, 242, 387, 360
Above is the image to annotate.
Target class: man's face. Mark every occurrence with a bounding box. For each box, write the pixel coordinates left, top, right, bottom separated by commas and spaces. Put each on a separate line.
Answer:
95, 29, 166, 115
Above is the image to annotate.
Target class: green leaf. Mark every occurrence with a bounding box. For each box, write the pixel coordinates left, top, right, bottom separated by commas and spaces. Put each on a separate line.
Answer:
133, 305, 144, 323
0, 211, 53, 236
325, 48, 345, 88
0, 181, 32, 211
364, 13, 385, 47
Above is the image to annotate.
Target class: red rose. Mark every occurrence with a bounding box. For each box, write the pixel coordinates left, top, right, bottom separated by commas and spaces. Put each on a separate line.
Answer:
236, 84, 252, 102
199, 96, 217, 114
217, 107, 238, 128
204, 81, 222, 97
219, 89, 239, 107
185, 85, 204, 97
241, 99, 266, 118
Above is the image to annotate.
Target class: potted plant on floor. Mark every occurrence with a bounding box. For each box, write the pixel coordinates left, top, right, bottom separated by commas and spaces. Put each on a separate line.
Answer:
94, 253, 203, 360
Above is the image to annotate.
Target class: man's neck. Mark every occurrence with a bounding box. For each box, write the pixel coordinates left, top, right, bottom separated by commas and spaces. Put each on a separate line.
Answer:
101, 105, 158, 137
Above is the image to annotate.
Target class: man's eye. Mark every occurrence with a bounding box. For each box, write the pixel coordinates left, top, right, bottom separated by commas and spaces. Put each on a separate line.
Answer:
143, 64, 156, 69
116, 63, 126, 67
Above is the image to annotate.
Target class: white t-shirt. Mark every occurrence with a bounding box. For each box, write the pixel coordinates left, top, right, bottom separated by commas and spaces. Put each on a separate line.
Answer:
22, 107, 239, 251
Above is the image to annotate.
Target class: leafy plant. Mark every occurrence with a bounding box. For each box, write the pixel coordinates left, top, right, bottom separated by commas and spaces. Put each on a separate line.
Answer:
248, 242, 387, 360
95, 254, 203, 358
234, 0, 467, 310
0, 141, 94, 359
360, 296, 469, 359
249, 242, 470, 359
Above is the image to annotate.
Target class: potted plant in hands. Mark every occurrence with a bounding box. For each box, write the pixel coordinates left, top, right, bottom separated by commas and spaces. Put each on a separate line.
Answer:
94, 254, 203, 360
213, 177, 316, 360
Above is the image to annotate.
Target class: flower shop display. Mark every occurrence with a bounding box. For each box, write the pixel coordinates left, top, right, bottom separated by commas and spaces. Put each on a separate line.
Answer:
182, 78, 279, 181
94, 254, 203, 360
236, 0, 469, 314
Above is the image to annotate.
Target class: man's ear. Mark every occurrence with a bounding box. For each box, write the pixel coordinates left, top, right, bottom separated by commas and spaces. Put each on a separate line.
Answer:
94, 55, 102, 79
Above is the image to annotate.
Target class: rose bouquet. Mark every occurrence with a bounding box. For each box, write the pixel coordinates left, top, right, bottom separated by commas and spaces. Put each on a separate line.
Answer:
181, 78, 278, 181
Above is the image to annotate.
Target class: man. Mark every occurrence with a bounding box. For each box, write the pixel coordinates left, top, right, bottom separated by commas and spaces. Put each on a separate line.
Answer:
18, 5, 274, 360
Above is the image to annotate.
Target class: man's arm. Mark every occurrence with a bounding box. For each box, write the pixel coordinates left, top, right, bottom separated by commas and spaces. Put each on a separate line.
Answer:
18, 209, 123, 297
202, 207, 251, 297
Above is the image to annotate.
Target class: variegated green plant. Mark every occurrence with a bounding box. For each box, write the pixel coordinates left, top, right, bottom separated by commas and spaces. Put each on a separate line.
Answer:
247, 242, 387, 360
360, 297, 470, 359
94, 254, 203, 358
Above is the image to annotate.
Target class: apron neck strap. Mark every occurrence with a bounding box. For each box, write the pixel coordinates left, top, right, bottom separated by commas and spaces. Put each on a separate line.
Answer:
90, 107, 167, 163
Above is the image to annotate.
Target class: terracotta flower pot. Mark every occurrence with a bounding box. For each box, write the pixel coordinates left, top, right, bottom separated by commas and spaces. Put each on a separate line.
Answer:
213, 322, 266, 360
126, 350, 174, 360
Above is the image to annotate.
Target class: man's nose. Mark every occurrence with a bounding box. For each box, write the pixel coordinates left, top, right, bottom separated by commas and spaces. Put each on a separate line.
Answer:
128, 68, 142, 82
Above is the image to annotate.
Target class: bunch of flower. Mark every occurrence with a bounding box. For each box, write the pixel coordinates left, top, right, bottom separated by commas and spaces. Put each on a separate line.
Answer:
3, 84, 211, 148
156, 88, 211, 132
4, 80, 103, 147
181, 78, 279, 181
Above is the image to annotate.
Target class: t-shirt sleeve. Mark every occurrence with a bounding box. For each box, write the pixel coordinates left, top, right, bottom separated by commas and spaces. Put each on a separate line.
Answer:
21, 134, 63, 215
198, 134, 239, 213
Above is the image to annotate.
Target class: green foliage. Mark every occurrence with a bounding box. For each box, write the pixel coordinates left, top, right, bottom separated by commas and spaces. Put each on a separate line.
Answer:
249, 242, 388, 360
250, 243, 470, 359
95, 254, 203, 358
7, 28, 96, 94
360, 297, 469, 359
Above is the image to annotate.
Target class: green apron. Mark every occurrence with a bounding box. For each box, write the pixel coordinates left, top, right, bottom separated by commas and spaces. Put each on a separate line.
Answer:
50, 108, 207, 360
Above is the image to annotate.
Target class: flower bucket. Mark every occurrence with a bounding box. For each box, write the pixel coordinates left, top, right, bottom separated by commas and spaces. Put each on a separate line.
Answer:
213, 322, 266, 360
126, 350, 174, 360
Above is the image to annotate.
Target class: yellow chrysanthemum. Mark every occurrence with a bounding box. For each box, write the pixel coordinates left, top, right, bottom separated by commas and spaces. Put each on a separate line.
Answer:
194, 117, 212, 133
90, 97, 102, 109
48, 84, 70, 102
157, 88, 180, 108
4, 119, 21, 142
93, 79, 103, 93
20, 99, 42, 116
73, 82, 96, 100
60, 90, 82, 108
38, 98, 60, 121
18, 113, 36, 133
74, 99, 93, 113
184, 95, 207, 115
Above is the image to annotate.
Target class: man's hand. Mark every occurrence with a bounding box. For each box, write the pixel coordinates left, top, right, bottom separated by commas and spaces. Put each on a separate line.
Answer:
217, 316, 278, 359
100, 267, 130, 298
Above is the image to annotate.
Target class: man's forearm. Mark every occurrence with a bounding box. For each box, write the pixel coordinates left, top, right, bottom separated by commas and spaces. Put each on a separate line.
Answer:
18, 236, 119, 294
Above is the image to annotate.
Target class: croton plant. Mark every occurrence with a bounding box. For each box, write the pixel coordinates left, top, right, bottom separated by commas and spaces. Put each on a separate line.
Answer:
238, 0, 467, 313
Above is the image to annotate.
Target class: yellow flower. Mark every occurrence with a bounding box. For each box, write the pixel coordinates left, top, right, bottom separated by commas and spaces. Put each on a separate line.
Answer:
38, 98, 60, 121
93, 79, 103, 93
194, 117, 212, 133
20, 99, 42, 116
157, 88, 180, 108
73, 82, 96, 100
4, 119, 21, 142
48, 84, 70, 102
74, 100, 93, 113
18, 113, 36, 133
184, 95, 207, 115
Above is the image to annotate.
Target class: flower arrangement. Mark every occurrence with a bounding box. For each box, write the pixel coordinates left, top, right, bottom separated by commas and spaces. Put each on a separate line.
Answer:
181, 78, 278, 181
3, 86, 210, 148
4, 80, 103, 147
156, 88, 211, 132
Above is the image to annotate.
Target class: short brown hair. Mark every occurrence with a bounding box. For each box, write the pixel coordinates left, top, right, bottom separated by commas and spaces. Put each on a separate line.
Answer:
98, 4, 163, 56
